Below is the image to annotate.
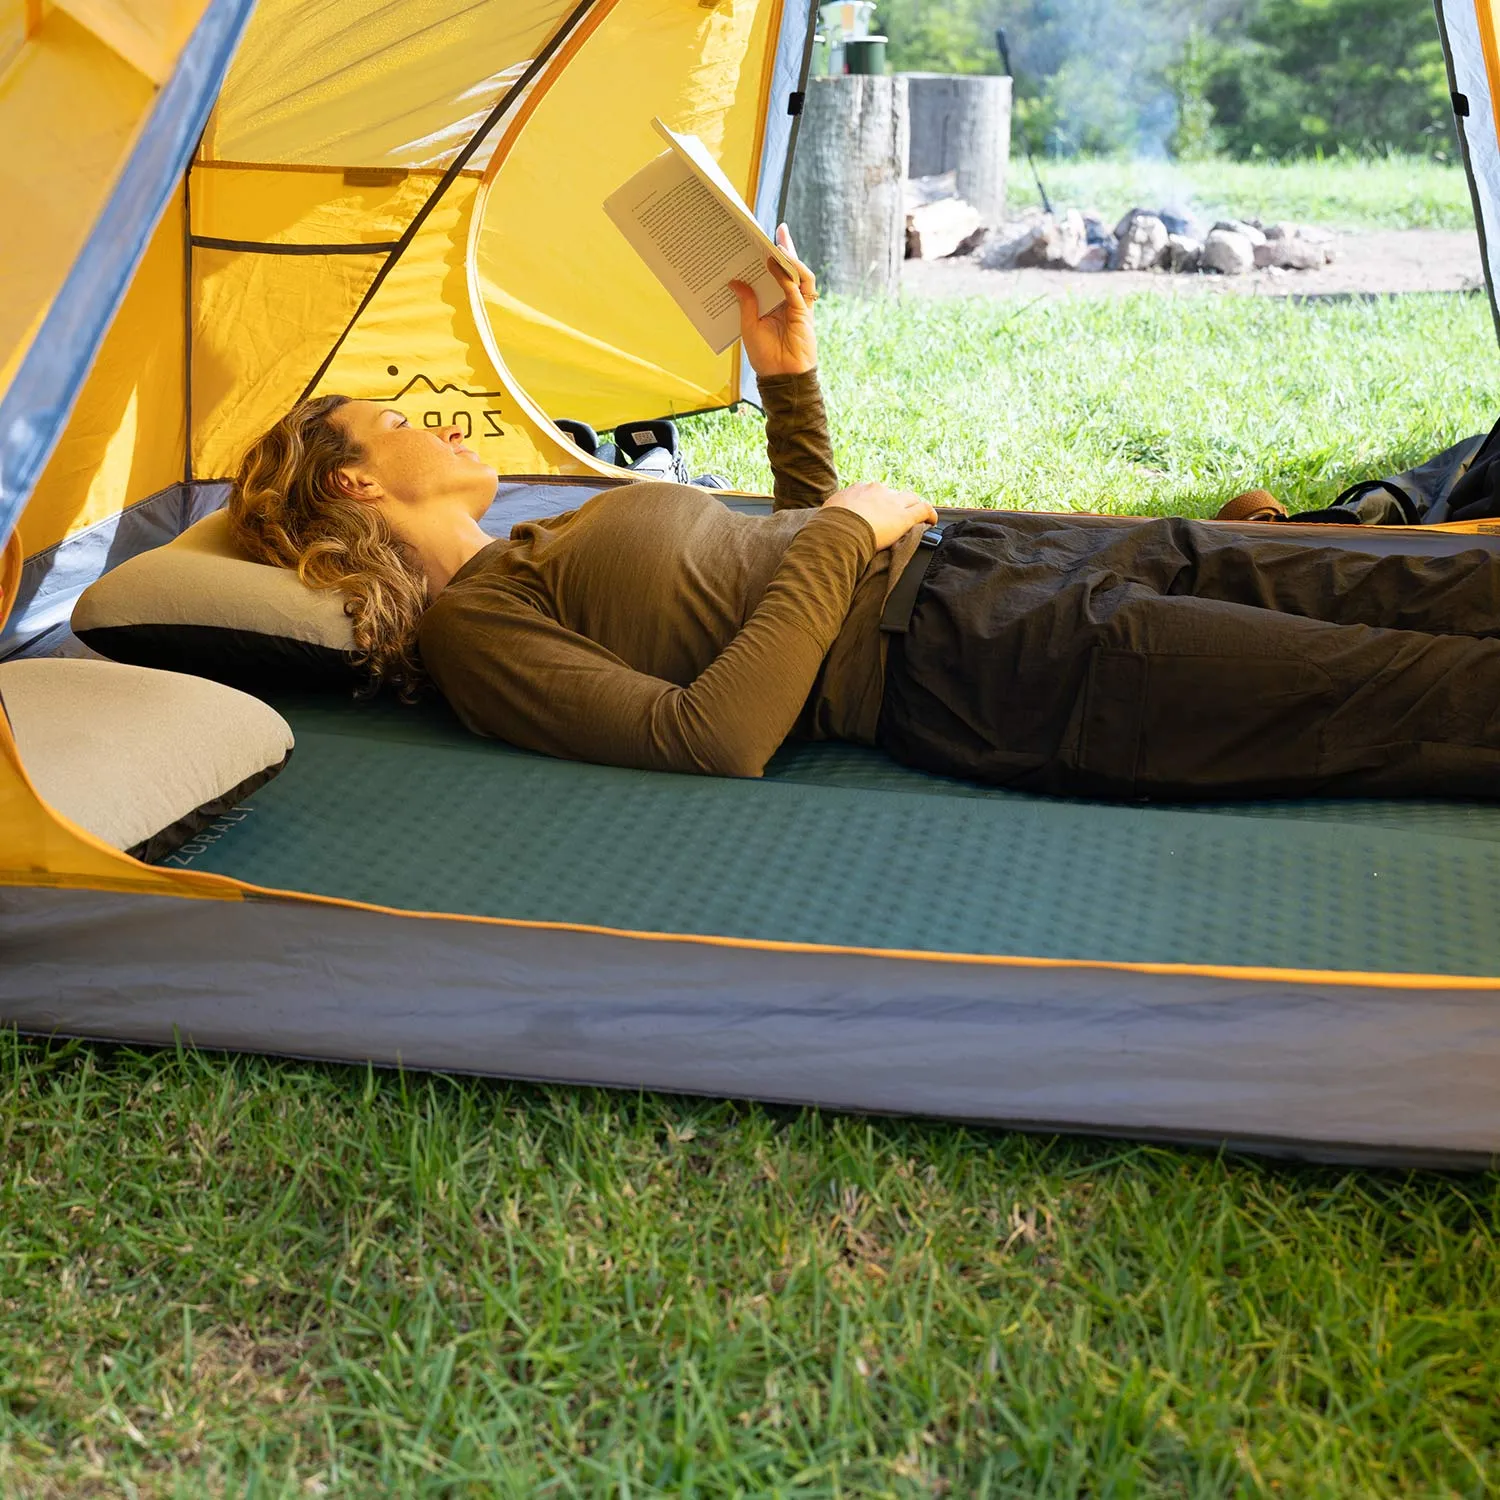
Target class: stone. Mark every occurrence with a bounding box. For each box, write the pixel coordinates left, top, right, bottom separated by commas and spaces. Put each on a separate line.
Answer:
976, 221, 1037, 270
951, 223, 988, 257
1054, 208, 1088, 266
1082, 210, 1111, 245
1110, 209, 1169, 270
1075, 243, 1109, 272
996, 209, 1088, 269
1253, 236, 1325, 271
1202, 227, 1255, 275
1166, 233, 1203, 273
1262, 221, 1298, 241
905, 195, 985, 259
1158, 204, 1201, 238
1212, 218, 1267, 247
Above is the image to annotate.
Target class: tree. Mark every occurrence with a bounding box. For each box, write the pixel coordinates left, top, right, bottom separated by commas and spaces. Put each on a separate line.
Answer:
876, 0, 1454, 160
1207, 0, 1453, 157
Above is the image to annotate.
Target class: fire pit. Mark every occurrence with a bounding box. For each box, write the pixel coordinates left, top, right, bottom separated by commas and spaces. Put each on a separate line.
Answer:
904, 184, 1337, 276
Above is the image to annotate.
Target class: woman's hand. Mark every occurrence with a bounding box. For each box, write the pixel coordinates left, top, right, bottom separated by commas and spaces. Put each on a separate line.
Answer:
824, 481, 938, 551
727, 224, 818, 378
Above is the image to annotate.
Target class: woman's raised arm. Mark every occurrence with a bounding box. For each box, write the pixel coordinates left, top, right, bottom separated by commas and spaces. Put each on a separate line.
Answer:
729, 226, 839, 511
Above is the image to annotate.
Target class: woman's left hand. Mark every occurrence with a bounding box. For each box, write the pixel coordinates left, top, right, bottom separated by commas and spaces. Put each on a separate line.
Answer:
728, 224, 818, 378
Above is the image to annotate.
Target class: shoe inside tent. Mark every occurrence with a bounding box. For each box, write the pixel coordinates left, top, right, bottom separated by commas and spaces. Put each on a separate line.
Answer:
3, 0, 1500, 1169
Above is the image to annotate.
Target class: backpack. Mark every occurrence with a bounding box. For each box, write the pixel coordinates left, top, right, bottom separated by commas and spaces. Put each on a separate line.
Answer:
1290, 422, 1500, 526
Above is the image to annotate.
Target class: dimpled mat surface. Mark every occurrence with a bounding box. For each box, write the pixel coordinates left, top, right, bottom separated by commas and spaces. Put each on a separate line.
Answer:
175, 692, 1500, 975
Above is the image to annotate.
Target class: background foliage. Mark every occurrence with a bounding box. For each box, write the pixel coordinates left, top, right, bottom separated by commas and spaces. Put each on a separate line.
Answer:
878, 0, 1456, 160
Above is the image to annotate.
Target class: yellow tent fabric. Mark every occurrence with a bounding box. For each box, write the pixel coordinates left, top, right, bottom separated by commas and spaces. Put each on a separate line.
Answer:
191, 0, 798, 478
0, 0, 812, 889
470, 0, 784, 425
205, 0, 568, 168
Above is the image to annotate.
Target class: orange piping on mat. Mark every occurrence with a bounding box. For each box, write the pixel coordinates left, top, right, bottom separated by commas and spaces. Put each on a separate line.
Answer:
199, 880, 1500, 992
10, 796, 1500, 988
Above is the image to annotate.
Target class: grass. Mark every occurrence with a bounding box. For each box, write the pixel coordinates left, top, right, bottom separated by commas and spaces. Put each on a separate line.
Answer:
1002, 153, 1476, 231
683, 291, 1500, 515
2, 1036, 1497, 1497
8, 288, 1500, 1496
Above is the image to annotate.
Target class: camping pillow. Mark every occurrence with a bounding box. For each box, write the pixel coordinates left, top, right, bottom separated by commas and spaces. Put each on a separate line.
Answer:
0, 657, 294, 864
72, 509, 360, 691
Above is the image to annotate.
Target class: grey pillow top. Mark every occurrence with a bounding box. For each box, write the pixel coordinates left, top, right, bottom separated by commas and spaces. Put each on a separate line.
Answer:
72, 510, 360, 691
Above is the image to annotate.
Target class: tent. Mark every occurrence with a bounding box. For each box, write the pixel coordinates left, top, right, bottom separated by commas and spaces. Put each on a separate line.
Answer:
2, 0, 1498, 1169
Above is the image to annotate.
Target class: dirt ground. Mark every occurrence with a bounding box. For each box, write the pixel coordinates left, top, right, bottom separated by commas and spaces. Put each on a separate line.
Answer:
901, 229, 1487, 301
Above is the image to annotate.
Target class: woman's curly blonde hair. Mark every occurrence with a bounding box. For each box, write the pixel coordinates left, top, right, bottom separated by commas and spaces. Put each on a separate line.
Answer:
227, 395, 428, 697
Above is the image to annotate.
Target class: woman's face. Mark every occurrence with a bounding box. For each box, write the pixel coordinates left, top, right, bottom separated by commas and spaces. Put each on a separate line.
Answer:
332, 400, 498, 516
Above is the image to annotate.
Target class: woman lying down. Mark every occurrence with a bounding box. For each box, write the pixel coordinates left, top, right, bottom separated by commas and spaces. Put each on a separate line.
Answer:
230, 228, 1500, 802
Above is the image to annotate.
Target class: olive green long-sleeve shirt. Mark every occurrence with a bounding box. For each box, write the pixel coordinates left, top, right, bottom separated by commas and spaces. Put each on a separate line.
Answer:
417, 370, 919, 777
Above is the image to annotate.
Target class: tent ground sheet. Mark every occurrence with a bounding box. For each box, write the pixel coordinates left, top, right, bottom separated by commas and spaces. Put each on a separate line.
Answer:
173, 691, 1500, 978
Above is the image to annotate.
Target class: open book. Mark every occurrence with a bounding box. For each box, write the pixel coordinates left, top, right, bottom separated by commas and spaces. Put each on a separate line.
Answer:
604, 118, 798, 355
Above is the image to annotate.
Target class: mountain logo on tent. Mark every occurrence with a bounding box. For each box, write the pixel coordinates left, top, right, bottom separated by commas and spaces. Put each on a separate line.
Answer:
379, 372, 506, 440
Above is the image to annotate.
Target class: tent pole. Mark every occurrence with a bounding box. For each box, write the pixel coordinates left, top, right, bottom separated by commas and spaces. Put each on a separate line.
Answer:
182, 165, 194, 490
775, 0, 823, 229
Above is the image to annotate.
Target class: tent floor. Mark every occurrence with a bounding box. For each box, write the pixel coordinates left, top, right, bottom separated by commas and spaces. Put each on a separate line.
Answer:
173, 689, 1500, 978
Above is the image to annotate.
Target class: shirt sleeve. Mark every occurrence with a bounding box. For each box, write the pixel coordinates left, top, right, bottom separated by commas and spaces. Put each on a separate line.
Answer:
420, 505, 877, 778
757, 368, 840, 512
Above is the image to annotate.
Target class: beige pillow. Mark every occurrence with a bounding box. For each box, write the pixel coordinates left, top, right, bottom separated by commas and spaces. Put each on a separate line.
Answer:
72, 510, 359, 690
0, 657, 294, 863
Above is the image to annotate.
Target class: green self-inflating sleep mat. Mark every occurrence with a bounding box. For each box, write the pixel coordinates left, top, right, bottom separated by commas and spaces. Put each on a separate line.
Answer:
171, 689, 1500, 978
10, 497, 1500, 1167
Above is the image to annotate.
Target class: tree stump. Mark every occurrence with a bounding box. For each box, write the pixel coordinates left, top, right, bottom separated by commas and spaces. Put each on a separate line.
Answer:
785, 75, 909, 297
902, 73, 1012, 221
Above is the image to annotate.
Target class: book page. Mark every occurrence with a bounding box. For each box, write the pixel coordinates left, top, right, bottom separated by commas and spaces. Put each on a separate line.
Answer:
604, 145, 787, 354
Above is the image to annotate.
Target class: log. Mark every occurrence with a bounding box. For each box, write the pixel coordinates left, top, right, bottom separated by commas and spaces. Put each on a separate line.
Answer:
905, 196, 984, 259
901, 73, 1012, 221
784, 74, 909, 297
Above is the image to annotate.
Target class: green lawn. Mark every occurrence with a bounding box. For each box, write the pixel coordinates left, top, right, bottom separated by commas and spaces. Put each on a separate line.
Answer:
1002, 153, 1476, 231
686, 290, 1500, 515
3, 1038, 1497, 1497
6, 290, 1500, 1497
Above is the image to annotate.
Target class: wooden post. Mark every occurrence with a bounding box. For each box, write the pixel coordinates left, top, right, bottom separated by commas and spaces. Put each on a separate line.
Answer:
784, 75, 909, 297
902, 73, 1012, 221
